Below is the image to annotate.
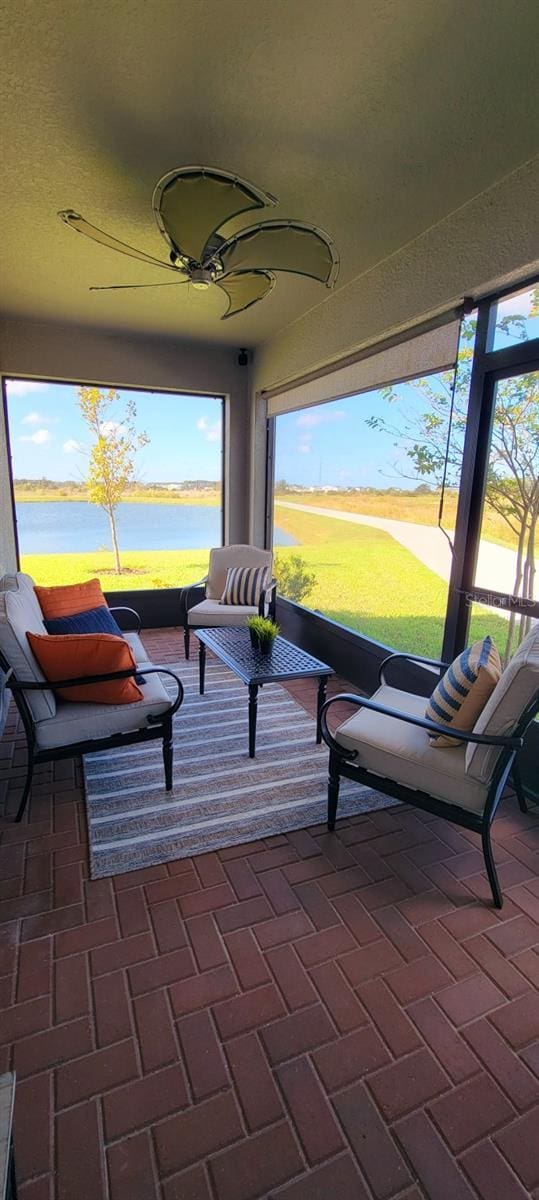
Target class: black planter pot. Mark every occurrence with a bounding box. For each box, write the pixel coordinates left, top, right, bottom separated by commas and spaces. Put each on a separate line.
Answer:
249, 629, 275, 655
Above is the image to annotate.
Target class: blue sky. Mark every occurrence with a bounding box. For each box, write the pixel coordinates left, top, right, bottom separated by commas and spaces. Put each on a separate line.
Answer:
274, 381, 451, 489
274, 289, 538, 489
5, 381, 223, 482
6, 375, 438, 490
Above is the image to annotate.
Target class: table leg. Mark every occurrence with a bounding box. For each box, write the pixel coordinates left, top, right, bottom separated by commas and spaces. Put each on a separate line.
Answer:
248, 683, 259, 758
199, 641, 206, 695
316, 675, 328, 743
8, 1139, 18, 1200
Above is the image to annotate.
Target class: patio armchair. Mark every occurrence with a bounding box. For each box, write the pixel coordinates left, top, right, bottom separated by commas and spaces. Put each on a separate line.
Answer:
320, 627, 539, 908
181, 543, 276, 659
0, 573, 184, 822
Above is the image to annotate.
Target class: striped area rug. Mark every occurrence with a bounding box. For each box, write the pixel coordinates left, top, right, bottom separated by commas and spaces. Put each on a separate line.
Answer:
84, 657, 396, 879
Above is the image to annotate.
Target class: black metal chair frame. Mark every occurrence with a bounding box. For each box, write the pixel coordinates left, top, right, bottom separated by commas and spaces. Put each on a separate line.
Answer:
320, 650, 539, 909
181, 576, 277, 660
1, 604, 184, 823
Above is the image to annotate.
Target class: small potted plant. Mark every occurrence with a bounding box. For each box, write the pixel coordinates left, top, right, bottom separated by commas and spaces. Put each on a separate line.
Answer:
247, 615, 280, 654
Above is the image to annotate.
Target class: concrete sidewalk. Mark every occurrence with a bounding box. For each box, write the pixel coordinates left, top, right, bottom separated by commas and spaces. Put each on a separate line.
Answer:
276, 499, 525, 597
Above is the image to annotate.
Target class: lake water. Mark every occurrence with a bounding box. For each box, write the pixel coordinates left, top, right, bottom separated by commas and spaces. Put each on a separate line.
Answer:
15, 501, 296, 553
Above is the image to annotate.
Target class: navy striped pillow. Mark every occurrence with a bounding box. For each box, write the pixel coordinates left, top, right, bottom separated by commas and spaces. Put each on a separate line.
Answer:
220, 566, 268, 606
426, 636, 501, 747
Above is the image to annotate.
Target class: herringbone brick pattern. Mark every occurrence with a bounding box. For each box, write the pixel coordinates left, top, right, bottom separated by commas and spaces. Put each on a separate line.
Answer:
0, 628, 538, 1200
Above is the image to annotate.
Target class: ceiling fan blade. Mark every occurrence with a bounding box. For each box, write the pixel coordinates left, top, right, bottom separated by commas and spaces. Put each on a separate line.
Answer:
153, 166, 277, 265
89, 281, 189, 291
214, 270, 276, 319
58, 211, 180, 272
215, 220, 340, 287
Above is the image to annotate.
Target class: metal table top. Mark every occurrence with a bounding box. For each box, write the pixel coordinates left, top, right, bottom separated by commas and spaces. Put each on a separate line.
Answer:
194, 627, 334, 685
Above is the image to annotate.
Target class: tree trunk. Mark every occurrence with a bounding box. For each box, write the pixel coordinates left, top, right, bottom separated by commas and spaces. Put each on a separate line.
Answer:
520, 511, 538, 642
502, 519, 528, 665
527, 512, 537, 602
107, 507, 122, 573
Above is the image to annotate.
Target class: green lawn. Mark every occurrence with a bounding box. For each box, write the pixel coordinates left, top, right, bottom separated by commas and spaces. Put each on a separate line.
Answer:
21, 549, 210, 592
22, 502, 512, 660
273, 507, 511, 658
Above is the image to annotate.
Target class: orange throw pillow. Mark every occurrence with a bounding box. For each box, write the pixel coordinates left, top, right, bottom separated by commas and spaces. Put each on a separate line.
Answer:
26, 632, 143, 705
35, 578, 107, 621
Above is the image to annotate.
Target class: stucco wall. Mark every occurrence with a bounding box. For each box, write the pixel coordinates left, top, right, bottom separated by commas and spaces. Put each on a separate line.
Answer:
249, 155, 539, 541
0, 318, 250, 573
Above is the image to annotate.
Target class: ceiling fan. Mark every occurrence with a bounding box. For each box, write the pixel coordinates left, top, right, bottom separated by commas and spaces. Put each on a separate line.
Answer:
58, 166, 339, 319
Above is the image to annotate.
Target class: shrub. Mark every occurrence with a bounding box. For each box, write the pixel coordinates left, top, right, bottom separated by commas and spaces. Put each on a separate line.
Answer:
274, 553, 316, 604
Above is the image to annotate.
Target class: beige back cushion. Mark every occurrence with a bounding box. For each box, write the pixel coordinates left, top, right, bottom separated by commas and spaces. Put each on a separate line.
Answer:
0, 573, 57, 720
466, 623, 539, 783
206, 545, 272, 601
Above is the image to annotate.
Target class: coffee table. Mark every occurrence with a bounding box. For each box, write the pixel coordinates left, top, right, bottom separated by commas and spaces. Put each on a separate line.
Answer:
194, 627, 334, 758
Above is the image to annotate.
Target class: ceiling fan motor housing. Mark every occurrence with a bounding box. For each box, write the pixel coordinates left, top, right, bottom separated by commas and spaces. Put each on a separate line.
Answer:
190, 267, 214, 289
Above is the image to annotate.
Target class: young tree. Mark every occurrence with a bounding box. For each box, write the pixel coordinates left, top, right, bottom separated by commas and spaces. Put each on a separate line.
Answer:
366, 292, 539, 663
78, 387, 149, 574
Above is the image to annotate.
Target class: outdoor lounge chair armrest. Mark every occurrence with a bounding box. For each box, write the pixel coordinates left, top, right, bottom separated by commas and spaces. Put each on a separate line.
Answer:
8, 666, 184, 717
319, 691, 523, 760
108, 606, 142, 633
136, 666, 184, 718
259, 578, 277, 616
181, 576, 209, 618
379, 651, 451, 686
8, 667, 142, 691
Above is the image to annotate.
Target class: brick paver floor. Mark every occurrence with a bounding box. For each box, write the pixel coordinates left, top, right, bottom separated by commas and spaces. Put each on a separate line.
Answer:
0, 627, 538, 1200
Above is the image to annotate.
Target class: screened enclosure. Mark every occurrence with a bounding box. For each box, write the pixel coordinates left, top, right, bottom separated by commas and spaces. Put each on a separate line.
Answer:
267, 281, 539, 667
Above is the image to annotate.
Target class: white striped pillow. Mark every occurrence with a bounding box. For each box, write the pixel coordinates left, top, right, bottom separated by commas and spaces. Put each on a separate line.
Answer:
220, 565, 268, 606
426, 636, 501, 747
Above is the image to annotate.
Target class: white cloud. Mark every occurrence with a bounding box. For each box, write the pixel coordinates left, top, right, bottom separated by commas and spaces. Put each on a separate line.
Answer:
63, 438, 83, 454
197, 416, 221, 443
296, 409, 345, 429
297, 431, 313, 455
6, 380, 51, 397
19, 428, 52, 446
22, 411, 47, 426
100, 420, 121, 437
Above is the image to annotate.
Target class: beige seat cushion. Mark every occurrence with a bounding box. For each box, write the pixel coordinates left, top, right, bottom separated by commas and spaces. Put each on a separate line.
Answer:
335, 684, 488, 814
187, 598, 260, 626
0, 573, 56, 720
466, 622, 539, 783
206, 545, 272, 600
34, 670, 171, 749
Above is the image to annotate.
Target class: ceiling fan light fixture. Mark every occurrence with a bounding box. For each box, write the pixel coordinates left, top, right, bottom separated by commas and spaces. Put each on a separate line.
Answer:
190, 267, 213, 290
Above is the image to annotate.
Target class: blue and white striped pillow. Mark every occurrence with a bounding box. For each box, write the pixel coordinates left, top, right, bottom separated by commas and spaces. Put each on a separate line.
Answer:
426, 636, 501, 747
220, 565, 268, 607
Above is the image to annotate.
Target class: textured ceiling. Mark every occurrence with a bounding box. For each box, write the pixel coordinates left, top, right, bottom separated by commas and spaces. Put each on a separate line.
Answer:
1, 0, 538, 347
